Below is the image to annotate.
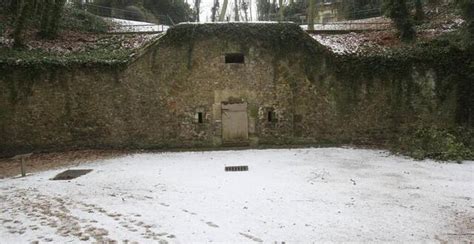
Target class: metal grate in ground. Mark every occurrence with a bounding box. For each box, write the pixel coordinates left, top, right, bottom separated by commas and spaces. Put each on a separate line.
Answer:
225, 166, 248, 172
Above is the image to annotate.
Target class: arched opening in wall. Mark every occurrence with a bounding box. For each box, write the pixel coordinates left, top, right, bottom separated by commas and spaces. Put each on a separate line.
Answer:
225, 53, 245, 64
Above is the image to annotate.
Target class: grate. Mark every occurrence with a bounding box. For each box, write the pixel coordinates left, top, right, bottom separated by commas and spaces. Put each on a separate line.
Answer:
51, 169, 93, 180
225, 165, 248, 172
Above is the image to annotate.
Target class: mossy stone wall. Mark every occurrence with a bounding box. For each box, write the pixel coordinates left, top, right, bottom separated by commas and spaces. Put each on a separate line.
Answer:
0, 23, 470, 157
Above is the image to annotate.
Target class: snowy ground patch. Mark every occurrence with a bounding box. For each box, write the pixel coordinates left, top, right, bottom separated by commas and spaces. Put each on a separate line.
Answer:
1, 148, 473, 243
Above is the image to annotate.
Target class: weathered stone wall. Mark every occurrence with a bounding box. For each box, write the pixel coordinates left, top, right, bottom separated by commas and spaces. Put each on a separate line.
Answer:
0, 23, 469, 157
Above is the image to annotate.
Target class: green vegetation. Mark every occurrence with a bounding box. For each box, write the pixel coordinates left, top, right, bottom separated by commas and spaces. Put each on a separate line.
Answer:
163, 23, 323, 57
162, 22, 326, 76
394, 126, 473, 161
331, 29, 473, 161
0, 3, 152, 67
1, 0, 110, 47
0, 47, 130, 67
0, 33, 160, 67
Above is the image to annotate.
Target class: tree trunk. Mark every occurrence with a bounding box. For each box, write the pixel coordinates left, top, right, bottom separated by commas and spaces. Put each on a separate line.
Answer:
219, 0, 228, 21
39, 0, 52, 37
211, 0, 219, 21
45, 0, 66, 39
13, 0, 31, 48
234, 0, 239, 21
271, 0, 275, 17
278, 0, 283, 21
414, 0, 424, 23
386, 0, 415, 42
308, 0, 314, 30
195, 0, 200, 22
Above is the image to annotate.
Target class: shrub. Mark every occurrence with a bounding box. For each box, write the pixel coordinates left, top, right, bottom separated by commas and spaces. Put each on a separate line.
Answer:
395, 126, 473, 161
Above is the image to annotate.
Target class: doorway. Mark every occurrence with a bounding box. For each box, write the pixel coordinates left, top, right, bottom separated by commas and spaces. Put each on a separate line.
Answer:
221, 102, 249, 144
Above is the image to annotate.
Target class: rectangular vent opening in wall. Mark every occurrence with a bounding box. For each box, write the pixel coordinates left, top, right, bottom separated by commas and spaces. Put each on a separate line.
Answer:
225, 53, 245, 64
225, 165, 249, 172
51, 169, 92, 180
199, 112, 204, 123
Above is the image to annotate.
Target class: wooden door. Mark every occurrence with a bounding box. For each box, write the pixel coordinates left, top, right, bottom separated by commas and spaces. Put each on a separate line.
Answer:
221, 103, 249, 143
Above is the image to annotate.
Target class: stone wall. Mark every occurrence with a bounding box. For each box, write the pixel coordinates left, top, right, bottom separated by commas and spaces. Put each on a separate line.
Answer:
0, 23, 469, 157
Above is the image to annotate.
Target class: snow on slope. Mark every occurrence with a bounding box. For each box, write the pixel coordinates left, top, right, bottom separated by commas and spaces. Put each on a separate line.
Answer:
105, 17, 169, 33
1, 148, 473, 243
300, 17, 392, 31
311, 32, 390, 55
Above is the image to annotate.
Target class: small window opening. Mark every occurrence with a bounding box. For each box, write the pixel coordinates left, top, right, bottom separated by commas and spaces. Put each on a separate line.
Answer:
198, 112, 203, 123
225, 53, 245, 64
267, 110, 277, 123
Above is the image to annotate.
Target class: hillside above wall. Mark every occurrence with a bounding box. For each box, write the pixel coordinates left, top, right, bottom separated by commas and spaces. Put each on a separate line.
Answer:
0, 33, 163, 67
0, 22, 332, 68
311, 2, 467, 56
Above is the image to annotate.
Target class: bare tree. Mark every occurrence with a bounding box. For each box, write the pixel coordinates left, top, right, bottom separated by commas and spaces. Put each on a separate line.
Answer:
195, 0, 200, 21
13, 0, 31, 48
307, 0, 314, 30
242, 0, 249, 21
211, 0, 220, 21
219, 0, 228, 20
278, 0, 283, 21
234, 0, 239, 21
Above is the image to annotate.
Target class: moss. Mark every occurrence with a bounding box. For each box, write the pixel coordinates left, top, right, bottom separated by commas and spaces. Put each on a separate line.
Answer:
330, 30, 473, 126
161, 23, 327, 74
0, 47, 132, 68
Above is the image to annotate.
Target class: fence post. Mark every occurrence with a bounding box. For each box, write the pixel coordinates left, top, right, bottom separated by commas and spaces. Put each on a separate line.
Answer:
12, 153, 33, 177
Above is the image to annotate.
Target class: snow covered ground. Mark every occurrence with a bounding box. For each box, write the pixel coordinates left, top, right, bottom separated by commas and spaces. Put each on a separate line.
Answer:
105, 18, 169, 33
1, 148, 473, 243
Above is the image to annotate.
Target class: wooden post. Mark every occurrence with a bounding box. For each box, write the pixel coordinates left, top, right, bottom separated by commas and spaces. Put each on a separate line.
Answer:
20, 158, 25, 177
12, 153, 33, 177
